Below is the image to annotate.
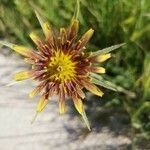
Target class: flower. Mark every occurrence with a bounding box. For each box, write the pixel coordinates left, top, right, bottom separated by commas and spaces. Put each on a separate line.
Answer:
0, 11, 125, 130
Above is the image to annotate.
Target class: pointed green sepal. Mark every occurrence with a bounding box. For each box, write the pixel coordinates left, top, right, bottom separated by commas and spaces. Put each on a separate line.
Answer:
81, 108, 91, 131
91, 43, 126, 56
0, 40, 14, 49
31, 112, 39, 124
90, 73, 117, 91
34, 10, 45, 29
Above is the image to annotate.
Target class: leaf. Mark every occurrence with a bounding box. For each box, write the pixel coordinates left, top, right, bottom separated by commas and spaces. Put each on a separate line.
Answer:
90, 73, 136, 98
132, 102, 150, 129
91, 43, 126, 56
91, 73, 117, 91
92, 78, 117, 91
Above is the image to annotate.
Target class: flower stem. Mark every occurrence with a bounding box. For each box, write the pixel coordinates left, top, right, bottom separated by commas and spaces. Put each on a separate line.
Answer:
73, 0, 80, 20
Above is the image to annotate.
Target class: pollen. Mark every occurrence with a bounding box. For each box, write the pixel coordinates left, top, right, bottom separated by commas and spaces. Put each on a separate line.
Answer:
48, 50, 76, 82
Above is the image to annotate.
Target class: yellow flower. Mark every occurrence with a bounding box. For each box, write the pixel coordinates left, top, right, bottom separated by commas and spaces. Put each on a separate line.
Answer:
0, 11, 125, 130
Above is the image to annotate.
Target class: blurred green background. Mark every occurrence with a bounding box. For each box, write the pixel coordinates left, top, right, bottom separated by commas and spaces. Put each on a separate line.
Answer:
0, 0, 149, 143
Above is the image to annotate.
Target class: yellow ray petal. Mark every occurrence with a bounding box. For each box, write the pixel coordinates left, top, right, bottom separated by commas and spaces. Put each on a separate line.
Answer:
43, 22, 53, 40
82, 80, 104, 97
96, 53, 111, 62
29, 87, 41, 99
13, 45, 31, 56
29, 90, 37, 99
37, 97, 49, 112
59, 99, 66, 114
59, 84, 66, 114
76, 87, 85, 99
13, 71, 33, 81
77, 29, 94, 49
81, 29, 94, 42
73, 82, 86, 99
0, 40, 31, 57
73, 96, 83, 114
29, 32, 40, 45
92, 67, 106, 74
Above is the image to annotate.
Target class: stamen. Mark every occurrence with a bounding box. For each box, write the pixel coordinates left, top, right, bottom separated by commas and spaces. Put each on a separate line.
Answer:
57, 66, 63, 72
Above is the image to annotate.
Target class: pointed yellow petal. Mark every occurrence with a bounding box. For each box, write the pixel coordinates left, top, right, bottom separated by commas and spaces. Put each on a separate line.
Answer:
76, 87, 85, 99
29, 32, 40, 45
13, 71, 33, 81
0, 40, 31, 57
96, 53, 111, 62
81, 29, 94, 42
88, 84, 103, 97
72, 81, 85, 99
59, 100, 66, 114
29, 87, 40, 99
43, 22, 53, 40
59, 84, 66, 114
76, 28, 94, 49
29, 90, 36, 99
37, 97, 49, 112
82, 80, 104, 97
13, 45, 31, 56
92, 67, 106, 74
73, 96, 83, 114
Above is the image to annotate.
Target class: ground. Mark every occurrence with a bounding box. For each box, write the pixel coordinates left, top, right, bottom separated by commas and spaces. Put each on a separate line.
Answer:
0, 48, 131, 150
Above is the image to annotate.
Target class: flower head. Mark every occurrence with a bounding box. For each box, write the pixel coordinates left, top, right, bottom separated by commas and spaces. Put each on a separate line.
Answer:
0, 11, 125, 130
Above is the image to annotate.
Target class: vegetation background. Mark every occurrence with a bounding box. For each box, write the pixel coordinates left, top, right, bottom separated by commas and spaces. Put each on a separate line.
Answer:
0, 0, 149, 148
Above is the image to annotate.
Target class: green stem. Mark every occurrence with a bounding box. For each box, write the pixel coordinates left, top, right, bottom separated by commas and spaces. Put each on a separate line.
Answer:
73, 0, 80, 20
76, 0, 80, 19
